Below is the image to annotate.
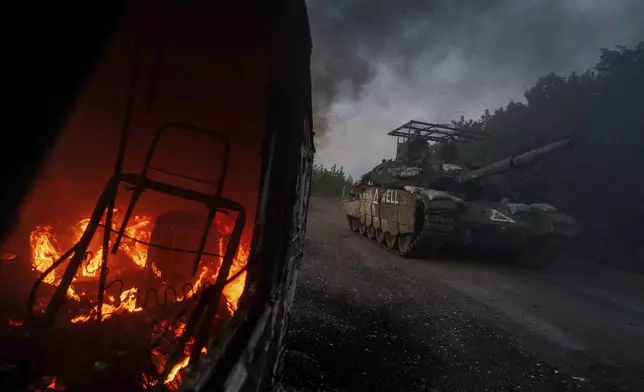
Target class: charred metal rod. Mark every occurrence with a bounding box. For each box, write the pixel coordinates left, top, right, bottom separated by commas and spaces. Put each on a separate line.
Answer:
157, 209, 245, 385
191, 207, 219, 276
97, 221, 226, 257
189, 208, 246, 362
97, 185, 117, 322
111, 182, 143, 254
156, 281, 212, 387
113, 40, 141, 182
27, 247, 74, 321
37, 178, 116, 333
104, 40, 140, 259
118, 173, 242, 211
148, 166, 220, 186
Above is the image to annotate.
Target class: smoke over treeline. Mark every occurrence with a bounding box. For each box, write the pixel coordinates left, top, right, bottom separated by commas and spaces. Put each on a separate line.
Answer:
308, 0, 644, 176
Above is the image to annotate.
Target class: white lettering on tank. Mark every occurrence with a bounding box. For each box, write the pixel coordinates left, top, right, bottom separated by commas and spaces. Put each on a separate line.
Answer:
380, 190, 400, 205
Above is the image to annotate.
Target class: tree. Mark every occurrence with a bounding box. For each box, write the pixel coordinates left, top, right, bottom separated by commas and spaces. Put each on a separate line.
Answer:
311, 164, 350, 198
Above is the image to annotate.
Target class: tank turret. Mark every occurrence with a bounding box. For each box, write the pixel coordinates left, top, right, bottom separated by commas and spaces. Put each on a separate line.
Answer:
456, 138, 574, 184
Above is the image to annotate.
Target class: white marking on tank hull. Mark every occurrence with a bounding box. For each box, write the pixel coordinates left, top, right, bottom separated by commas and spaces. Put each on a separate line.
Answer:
381, 189, 400, 205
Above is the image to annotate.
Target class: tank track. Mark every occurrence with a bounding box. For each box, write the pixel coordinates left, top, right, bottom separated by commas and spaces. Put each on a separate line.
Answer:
348, 206, 456, 258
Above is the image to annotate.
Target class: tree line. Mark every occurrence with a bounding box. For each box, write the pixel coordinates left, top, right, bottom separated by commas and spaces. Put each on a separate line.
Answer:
311, 164, 353, 198
454, 42, 644, 270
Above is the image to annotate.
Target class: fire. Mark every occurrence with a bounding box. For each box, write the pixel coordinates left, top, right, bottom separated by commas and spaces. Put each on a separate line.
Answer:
41, 376, 65, 391
24, 209, 250, 390
9, 318, 23, 327
29, 211, 248, 314
30, 226, 61, 285
72, 213, 152, 274
148, 322, 211, 389
70, 287, 143, 323
224, 244, 248, 313
28, 226, 84, 302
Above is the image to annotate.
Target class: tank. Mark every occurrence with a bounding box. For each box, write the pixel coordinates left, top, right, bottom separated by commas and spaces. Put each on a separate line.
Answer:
342, 120, 579, 266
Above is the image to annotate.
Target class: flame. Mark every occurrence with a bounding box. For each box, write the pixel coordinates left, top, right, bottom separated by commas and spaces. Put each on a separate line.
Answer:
45, 376, 65, 391
70, 287, 143, 323
24, 210, 250, 390
150, 262, 162, 278
223, 244, 248, 313
148, 323, 210, 389
165, 344, 208, 387
30, 226, 60, 285
9, 317, 23, 327
72, 213, 152, 273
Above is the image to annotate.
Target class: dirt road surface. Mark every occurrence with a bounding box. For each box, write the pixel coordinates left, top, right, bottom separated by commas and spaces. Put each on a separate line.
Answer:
281, 197, 644, 392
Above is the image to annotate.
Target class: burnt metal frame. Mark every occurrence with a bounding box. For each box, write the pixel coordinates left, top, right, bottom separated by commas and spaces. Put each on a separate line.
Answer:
25, 33, 247, 389
26, 121, 247, 389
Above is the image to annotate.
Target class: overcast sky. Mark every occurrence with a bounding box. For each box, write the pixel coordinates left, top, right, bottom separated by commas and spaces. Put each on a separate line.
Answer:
308, 0, 644, 177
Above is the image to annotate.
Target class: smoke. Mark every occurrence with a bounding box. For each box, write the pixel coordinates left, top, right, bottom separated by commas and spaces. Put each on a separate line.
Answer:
308, 0, 644, 177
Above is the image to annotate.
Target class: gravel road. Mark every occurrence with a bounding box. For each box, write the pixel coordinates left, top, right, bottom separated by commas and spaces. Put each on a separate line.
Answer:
281, 197, 644, 392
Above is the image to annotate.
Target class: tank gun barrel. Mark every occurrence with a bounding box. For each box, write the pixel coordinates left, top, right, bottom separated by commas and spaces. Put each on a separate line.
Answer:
457, 138, 574, 184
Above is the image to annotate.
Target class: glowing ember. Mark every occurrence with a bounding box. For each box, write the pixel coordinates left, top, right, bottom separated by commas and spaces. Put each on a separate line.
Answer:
1, 252, 16, 261
151, 262, 162, 278
8, 317, 23, 327
45, 376, 65, 391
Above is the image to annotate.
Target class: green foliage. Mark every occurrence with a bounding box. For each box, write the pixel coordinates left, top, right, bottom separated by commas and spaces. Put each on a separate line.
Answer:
454, 42, 644, 268
311, 164, 352, 198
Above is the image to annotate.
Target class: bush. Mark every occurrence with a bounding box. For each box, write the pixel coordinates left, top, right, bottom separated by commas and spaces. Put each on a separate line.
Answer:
311, 164, 352, 198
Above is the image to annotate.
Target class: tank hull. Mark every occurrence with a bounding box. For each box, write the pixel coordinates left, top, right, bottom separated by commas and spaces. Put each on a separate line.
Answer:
343, 185, 462, 257
343, 185, 579, 265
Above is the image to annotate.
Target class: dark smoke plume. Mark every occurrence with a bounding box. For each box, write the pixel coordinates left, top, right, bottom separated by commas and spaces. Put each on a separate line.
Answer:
308, 0, 644, 176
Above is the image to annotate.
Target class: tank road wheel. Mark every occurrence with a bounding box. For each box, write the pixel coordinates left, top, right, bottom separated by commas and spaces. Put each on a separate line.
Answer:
376, 229, 386, 244
359, 223, 367, 236
348, 216, 360, 232
385, 232, 397, 251
367, 225, 376, 240
397, 234, 415, 256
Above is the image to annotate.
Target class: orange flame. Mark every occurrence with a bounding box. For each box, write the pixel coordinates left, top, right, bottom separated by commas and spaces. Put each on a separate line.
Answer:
26, 210, 250, 390
30, 226, 60, 285
45, 376, 65, 391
